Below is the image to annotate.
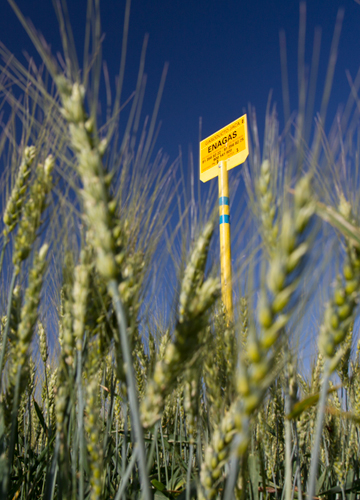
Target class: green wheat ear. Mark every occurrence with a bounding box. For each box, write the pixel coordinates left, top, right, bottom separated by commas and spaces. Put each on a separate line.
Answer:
85, 379, 103, 500
13, 154, 54, 273
10, 244, 49, 387
257, 159, 278, 253
3, 146, 36, 236
141, 219, 220, 428
308, 194, 360, 499
199, 174, 314, 500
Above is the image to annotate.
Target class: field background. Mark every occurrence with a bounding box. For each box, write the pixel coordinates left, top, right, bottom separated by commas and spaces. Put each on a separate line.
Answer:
0, 1, 360, 499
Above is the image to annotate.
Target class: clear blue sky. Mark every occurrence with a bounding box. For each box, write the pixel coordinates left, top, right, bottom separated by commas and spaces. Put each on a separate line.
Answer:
1, 0, 360, 170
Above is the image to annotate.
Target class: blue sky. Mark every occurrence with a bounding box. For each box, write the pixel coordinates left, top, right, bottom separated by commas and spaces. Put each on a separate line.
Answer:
2, 0, 360, 171
1, 0, 360, 343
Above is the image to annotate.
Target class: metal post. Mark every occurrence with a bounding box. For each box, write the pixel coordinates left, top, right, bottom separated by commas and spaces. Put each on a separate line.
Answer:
218, 160, 233, 320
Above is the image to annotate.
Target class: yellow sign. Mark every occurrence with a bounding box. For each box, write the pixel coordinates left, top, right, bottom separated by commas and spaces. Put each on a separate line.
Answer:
199, 114, 249, 182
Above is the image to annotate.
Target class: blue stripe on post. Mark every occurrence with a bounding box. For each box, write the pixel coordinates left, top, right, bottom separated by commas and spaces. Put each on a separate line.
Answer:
219, 196, 229, 206
219, 214, 230, 225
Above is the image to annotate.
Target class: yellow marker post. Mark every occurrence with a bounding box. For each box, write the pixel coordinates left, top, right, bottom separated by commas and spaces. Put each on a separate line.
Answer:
218, 160, 233, 319
199, 114, 249, 320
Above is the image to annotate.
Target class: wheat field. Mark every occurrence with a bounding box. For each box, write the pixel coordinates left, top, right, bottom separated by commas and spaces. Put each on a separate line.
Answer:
0, 1, 359, 500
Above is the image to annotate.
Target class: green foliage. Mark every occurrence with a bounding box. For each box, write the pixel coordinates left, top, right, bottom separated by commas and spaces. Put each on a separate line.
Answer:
0, 2, 359, 500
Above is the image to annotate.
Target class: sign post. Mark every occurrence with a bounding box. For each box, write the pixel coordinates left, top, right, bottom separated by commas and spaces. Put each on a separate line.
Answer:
218, 160, 233, 318
199, 114, 249, 320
